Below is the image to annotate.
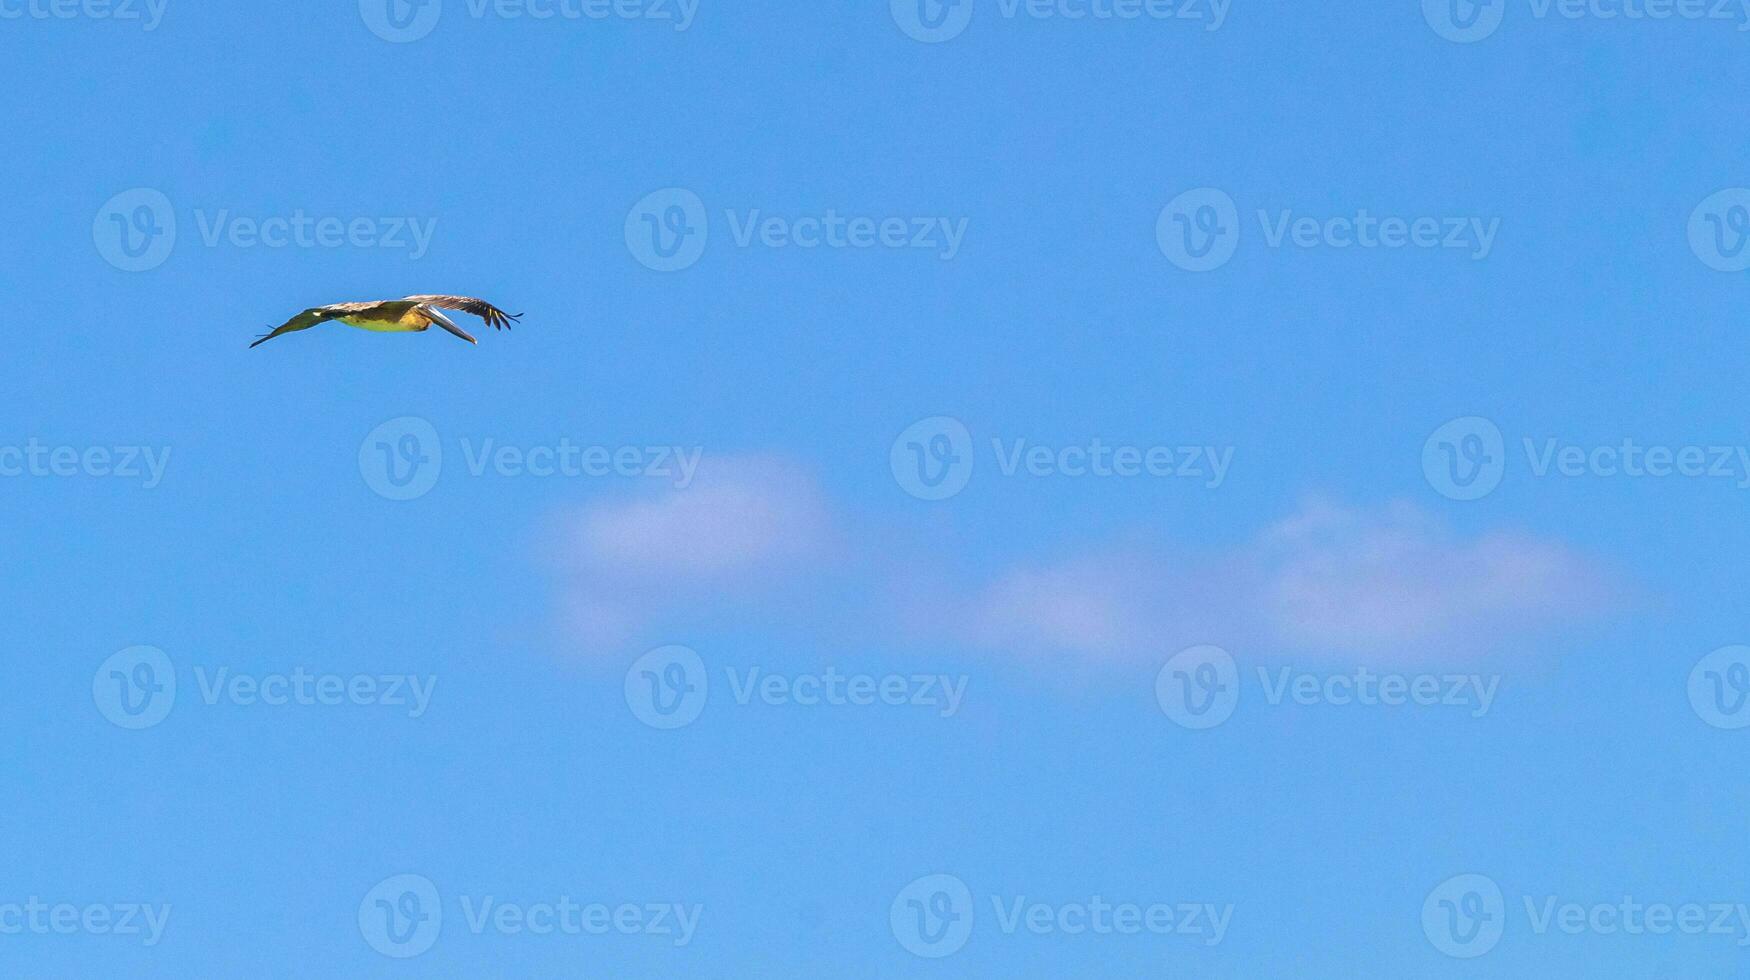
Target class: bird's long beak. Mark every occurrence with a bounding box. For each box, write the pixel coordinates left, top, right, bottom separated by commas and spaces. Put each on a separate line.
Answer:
426, 308, 477, 345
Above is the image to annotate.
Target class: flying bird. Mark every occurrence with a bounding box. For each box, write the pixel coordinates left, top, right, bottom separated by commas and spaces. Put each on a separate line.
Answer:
249, 295, 522, 348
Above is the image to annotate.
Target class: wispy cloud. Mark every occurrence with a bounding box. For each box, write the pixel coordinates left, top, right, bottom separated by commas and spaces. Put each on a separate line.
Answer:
950, 552, 1183, 660
573, 455, 831, 579
1255, 501, 1610, 655
555, 455, 835, 649
945, 500, 1618, 662
553, 456, 1620, 663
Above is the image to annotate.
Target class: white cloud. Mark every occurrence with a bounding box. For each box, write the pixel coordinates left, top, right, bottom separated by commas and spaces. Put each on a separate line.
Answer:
556, 455, 835, 649
963, 557, 1151, 657
1256, 501, 1607, 653
947, 500, 1615, 661
573, 455, 831, 579
552, 460, 1617, 663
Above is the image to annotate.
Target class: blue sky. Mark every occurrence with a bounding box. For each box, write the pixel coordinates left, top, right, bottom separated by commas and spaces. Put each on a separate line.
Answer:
4, 0, 1750, 975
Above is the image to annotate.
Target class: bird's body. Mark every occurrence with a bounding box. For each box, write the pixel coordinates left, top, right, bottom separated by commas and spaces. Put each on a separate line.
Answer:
332, 303, 436, 333
250, 295, 521, 348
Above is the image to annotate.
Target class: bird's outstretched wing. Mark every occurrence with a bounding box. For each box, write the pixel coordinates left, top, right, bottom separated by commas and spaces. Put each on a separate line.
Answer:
400, 295, 522, 331
249, 305, 351, 348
